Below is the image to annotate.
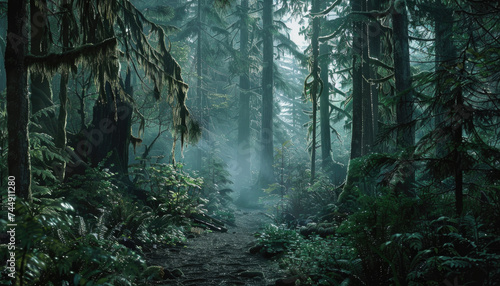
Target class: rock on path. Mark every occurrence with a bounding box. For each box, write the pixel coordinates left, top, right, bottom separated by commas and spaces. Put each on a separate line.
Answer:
146, 208, 285, 286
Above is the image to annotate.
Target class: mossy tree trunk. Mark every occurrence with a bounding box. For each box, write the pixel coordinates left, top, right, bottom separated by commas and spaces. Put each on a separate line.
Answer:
87, 81, 133, 177
30, 0, 56, 136
308, 0, 322, 184
368, 0, 380, 147
392, 0, 415, 196
55, 0, 72, 180
341, 0, 364, 201
237, 0, 251, 181
6, 0, 31, 201
258, 0, 275, 187
195, 0, 204, 171
319, 41, 333, 172
361, 0, 374, 155
434, 0, 456, 158
433, 1, 463, 215
319, 1, 333, 175
349, 0, 363, 161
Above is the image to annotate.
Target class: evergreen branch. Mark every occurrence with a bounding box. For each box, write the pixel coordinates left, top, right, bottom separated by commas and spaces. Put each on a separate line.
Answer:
333, 87, 347, 97
334, 67, 353, 74
25, 38, 117, 71
350, 3, 394, 19
368, 73, 394, 84
409, 36, 435, 42
311, 0, 342, 17
329, 103, 352, 120
319, 21, 347, 42
368, 57, 394, 71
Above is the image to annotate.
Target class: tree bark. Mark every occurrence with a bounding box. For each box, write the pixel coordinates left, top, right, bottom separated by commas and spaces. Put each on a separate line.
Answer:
258, 0, 274, 187
434, 0, 462, 214
434, 1, 455, 158
86, 82, 133, 176
237, 0, 251, 181
392, 0, 415, 195
0, 17, 6, 93
349, 0, 363, 160
195, 0, 204, 171
56, 0, 71, 180
361, 0, 373, 155
319, 2, 334, 172
6, 0, 31, 201
30, 0, 56, 135
368, 0, 380, 149
309, 0, 322, 183
340, 0, 364, 202
453, 89, 463, 215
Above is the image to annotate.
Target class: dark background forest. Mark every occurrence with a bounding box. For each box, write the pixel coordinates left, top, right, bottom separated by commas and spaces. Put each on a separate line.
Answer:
0, 0, 499, 285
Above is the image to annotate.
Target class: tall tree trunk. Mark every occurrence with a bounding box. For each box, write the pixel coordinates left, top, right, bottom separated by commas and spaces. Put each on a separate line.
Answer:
237, 0, 251, 181
258, 0, 274, 187
361, 0, 373, 155
0, 16, 6, 93
87, 82, 133, 176
453, 88, 463, 215
6, 0, 31, 201
392, 0, 414, 195
349, 0, 363, 160
195, 0, 204, 171
368, 0, 380, 149
434, 1, 455, 158
340, 0, 364, 202
319, 3, 334, 172
30, 0, 55, 134
56, 0, 71, 180
309, 0, 322, 183
434, 0, 462, 214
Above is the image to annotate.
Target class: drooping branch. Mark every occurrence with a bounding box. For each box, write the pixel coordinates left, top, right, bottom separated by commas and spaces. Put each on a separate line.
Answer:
319, 21, 347, 42
118, 0, 197, 150
311, 0, 342, 17
368, 57, 394, 71
367, 73, 395, 84
26, 37, 118, 75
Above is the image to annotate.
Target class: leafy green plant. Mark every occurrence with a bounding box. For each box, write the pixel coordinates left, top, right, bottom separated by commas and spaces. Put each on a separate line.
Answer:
402, 216, 500, 285
282, 235, 363, 285
132, 163, 204, 216
254, 224, 301, 258
3, 199, 145, 286
57, 165, 122, 216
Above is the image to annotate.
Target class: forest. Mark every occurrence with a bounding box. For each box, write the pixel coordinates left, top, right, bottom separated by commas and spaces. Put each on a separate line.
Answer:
0, 0, 499, 285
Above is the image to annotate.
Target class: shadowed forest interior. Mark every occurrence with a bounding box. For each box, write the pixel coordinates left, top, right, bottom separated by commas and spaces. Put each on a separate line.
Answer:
0, 0, 500, 285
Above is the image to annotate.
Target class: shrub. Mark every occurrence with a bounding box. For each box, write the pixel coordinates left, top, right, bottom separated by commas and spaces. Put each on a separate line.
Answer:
254, 224, 301, 258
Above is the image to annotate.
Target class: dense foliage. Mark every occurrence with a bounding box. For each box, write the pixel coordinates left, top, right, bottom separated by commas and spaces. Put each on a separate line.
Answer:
1, 0, 499, 285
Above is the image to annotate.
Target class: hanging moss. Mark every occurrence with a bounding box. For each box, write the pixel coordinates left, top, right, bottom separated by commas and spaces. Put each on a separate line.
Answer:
117, 0, 198, 150
26, 37, 119, 83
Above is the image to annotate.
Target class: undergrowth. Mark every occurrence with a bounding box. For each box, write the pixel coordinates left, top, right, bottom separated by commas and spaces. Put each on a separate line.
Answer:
0, 158, 234, 285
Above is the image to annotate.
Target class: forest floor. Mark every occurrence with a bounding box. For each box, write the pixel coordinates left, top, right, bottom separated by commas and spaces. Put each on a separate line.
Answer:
145, 206, 286, 286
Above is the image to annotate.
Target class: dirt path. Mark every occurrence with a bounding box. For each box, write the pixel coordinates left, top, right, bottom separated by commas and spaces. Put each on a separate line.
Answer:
146, 207, 285, 286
